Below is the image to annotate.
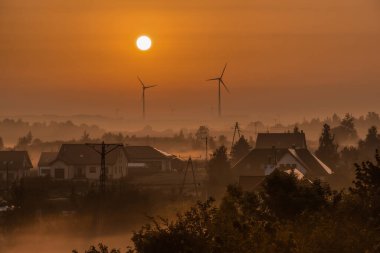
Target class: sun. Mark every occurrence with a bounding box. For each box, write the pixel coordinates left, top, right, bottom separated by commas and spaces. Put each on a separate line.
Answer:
136, 35, 152, 51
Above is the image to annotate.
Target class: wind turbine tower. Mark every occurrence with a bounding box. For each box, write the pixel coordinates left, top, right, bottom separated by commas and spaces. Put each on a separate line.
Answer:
207, 63, 230, 117
138, 76, 157, 120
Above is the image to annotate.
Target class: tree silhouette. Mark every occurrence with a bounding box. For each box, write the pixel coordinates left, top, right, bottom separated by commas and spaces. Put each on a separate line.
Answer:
207, 146, 231, 195
358, 126, 380, 161
316, 124, 339, 169
80, 130, 91, 143
332, 113, 358, 144
350, 150, 380, 218
15, 131, 33, 148
230, 135, 251, 164
193, 125, 209, 149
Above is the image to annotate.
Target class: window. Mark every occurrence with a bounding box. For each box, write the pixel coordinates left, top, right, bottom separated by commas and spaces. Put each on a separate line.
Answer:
41, 168, 51, 176
74, 167, 85, 178
55, 168, 65, 179
89, 167, 96, 173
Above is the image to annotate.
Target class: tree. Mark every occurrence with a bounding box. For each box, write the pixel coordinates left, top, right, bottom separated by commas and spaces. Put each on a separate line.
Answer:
102, 132, 124, 143
358, 126, 380, 161
207, 146, 231, 195
332, 113, 358, 144
262, 170, 334, 219
366, 112, 380, 126
73, 244, 121, 253
217, 135, 228, 147
80, 130, 91, 143
316, 124, 339, 169
332, 113, 341, 126
350, 150, 380, 218
15, 131, 33, 148
193, 126, 209, 149
128, 199, 217, 253
230, 135, 251, 164
338, 146, 359, 186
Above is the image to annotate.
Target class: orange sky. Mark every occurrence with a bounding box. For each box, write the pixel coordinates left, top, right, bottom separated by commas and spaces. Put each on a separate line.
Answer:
1, 0, 380, 122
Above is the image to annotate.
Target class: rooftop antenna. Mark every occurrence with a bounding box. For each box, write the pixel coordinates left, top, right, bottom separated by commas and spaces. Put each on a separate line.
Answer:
138, 76, 157, 120
231, 122, 241, 150
206, 63, 230, 117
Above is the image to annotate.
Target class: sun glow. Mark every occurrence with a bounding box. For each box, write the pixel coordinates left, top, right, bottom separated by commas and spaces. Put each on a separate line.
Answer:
136, 35, 152, 51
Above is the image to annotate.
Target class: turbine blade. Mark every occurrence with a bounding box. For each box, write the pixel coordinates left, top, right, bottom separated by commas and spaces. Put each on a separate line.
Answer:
206, 78, 219, 81
220, 63, 227, 78
137, 76, 145, 87
220, 79, 230, 93
146, 85, 157, 89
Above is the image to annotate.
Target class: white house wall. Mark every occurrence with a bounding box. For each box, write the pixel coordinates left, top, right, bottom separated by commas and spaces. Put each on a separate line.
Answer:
49, 161, 70, 179
277, 153, 307, 175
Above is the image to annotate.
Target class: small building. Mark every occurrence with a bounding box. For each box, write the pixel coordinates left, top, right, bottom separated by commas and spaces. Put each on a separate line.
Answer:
124, 146, 184, 175
0, 151, 33, 183
37, 144, 127, 180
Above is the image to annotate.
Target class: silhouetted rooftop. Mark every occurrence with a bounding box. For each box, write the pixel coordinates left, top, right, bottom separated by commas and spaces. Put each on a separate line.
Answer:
52, 144, 124, 166
124, 146, 172, 160
255, 132, 307, 149
38, 152, 58, 167
0, 151, 33, 170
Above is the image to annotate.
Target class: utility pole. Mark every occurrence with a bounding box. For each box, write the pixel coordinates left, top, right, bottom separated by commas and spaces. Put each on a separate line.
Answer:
180, 157, 199, 198
231, 122, 241, 150
86, 142, 123, 194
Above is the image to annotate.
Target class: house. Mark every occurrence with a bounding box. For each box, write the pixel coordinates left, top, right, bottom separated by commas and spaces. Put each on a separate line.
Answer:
233, 132, 332, 182
37, 144, 127, 180
124, 146, 184, 174
0, 151, 33, 183
233, 147, 333, 180
255, 132, 307, 149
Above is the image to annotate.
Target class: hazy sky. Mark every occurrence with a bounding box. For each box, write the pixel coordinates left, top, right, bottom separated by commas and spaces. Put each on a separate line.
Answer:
1, 0, 380, 122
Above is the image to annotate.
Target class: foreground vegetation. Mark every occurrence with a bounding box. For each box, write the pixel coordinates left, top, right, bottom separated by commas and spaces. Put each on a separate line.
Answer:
77, 151, 380, 253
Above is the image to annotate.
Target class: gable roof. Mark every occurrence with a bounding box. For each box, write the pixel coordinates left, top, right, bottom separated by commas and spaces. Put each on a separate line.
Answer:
38, 152, 58, 167
233, 147, 333, 179
52, 144, 124, 166
256, 132, 307, 149
0, 151, 33, 170
287, 148, 333, 176
124, 146, 172, 160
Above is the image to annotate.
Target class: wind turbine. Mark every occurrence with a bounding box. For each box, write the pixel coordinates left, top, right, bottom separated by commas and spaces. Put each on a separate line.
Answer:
138, 76, 157, 120
207, 63, 230, 117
